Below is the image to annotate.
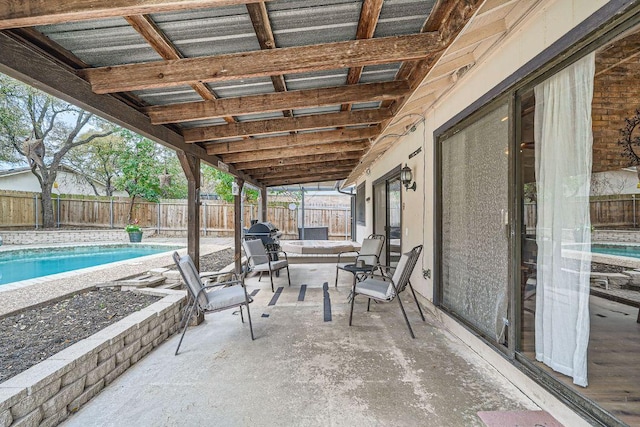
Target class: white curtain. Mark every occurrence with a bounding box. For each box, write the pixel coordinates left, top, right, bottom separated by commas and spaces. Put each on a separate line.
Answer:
534, 52, 594, 387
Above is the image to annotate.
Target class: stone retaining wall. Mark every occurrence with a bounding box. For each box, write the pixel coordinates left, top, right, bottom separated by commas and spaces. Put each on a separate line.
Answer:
0, 229, 155, 245
0, 289, 185, 427
593, 229, 640, 243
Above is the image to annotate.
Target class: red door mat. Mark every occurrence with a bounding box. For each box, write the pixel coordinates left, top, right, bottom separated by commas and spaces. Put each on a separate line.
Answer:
477, 410, 564, 427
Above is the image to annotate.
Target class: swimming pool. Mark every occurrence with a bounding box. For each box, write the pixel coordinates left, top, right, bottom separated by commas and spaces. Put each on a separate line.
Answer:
0, 244, 181, 286
591, 243, 640, 259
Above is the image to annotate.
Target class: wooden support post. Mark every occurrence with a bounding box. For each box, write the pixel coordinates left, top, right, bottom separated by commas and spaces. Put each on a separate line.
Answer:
260, 186, 268, 222
177, 151, 201, 271
234, 178, 245, 274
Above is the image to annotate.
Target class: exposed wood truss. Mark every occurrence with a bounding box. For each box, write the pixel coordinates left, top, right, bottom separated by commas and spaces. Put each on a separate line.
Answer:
0, 1, 503, 188
80, 33, 442, 94
146, 81, 409, 124
0, 0, 270, 29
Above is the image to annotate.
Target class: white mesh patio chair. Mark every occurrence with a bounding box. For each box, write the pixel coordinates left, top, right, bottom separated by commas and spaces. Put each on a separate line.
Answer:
335, 234, 385, 287
349, 245, 425, 338
242, 238, 291, 292
173, 252, 254, 355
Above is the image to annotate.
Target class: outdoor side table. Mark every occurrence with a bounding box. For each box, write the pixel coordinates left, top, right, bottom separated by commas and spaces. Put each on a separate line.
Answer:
341, 263, 375, 288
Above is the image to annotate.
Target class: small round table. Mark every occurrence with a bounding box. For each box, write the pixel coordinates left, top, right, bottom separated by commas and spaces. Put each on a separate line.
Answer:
341, 263, 374, 288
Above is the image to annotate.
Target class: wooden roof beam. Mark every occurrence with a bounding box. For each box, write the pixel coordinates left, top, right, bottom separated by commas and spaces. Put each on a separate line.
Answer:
148, 80, 408, 124
124, 14, 236, 124
251, 164, 357, 180
341, 0, 384, 111
263, 172, 351, 187
0, 0, 271, 30
80, 33, 442, 94
220, 140, 370, 163
206, 126, 379, 155
245, 2, 291, 118
184, 108, 392, 142
234, 150, 366, 170
249, 159, 358, 177
0, 32, 261, 188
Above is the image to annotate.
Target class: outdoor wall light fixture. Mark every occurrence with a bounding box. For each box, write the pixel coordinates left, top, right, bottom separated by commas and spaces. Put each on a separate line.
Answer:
400, 164, 416, 191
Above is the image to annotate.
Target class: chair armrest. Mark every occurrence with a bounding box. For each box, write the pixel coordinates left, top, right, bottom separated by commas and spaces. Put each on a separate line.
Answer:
267, 250, 288, 261
337, 250, 359, 263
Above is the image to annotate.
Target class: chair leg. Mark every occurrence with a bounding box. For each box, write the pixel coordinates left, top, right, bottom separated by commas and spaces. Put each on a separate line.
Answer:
258, 272, 262, 282
269, 271, 275, 292
349, 289, 356, 326
175, 301, 197, 355
367, 298, 371, 312
239, 305, 245, 323
408, 281, 426, 322
286, 265, 291, 286
246, 302, 255, 340
335, 266, 339, 287
396, 297, 416, 339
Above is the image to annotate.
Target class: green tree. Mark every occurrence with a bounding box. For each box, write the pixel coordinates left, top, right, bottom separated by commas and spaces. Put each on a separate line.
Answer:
201, 165, 258, 203
0, 73, 114, 228
65, 131, 125, 196
115, 132, 163, 222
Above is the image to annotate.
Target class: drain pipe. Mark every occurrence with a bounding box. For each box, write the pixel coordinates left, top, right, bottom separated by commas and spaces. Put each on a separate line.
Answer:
335, 180, 356, 241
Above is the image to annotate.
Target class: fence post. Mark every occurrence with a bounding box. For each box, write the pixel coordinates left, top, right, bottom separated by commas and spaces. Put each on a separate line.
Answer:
34, 194, 38, 229
203, 200, 207, 235
109, 198, 114, 228
57, 193, 60, 228
157, 201, 161, 234
634, 195, 637, 228
344, 207, 348, 240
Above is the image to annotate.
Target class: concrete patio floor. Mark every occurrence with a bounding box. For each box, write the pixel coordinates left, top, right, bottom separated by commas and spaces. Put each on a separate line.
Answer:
61, 262, 541, 427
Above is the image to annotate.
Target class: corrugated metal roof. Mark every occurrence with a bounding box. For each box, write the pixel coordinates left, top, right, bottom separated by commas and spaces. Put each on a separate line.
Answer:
268, 0, 361, 48
14, 0, 453, 188
37, 18, 161, 66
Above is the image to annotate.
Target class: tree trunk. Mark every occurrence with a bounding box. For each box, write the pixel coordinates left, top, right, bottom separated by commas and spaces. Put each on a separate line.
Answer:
127, 195, 137, 223
41, 184, 55, 229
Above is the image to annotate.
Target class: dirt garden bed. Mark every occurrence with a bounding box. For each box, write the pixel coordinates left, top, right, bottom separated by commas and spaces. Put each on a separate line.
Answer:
0, 248, 234, 383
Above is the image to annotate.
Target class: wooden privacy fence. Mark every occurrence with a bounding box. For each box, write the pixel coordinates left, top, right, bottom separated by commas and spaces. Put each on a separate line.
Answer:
525, 196, 640, 229
0, 190, 351, 239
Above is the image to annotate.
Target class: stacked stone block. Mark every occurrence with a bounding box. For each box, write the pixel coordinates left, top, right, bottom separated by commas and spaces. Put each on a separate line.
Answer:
0, 290, 185, 427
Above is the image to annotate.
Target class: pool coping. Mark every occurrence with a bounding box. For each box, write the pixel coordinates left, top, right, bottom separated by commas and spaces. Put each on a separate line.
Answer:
0, 241, 228, 318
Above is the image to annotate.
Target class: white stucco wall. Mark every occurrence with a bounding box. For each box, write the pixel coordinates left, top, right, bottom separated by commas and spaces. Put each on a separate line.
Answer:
360, 0, 610, 301
0, 170, 126, 196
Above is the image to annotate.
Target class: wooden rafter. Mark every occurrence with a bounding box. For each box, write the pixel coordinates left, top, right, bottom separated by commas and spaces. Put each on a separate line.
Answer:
124, 14, 236, 124
248, 159, 358, 178
184, 108, 392, 142
80, 33, 442, 94
220, 140, 370, 163
205, 126, 379, 155
0, 0, 272, 30
233, 151, 366, 170
245, 2, 292, 117
341, 0, 384, 111
263, 172, 351, 187
147, 81, 408, 124
251, 164, 356, 180
381, 0, 482, 113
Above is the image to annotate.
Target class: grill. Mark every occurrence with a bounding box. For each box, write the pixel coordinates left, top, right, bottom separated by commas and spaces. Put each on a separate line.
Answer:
244, 221, 282, 247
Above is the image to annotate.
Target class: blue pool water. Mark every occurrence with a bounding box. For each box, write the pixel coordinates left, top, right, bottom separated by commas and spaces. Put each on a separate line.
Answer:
0, 245, 180, 285
591, 243, 640, 259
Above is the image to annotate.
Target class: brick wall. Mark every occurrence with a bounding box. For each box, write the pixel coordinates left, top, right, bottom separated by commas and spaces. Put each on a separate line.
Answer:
0, 289, 185, 427
0, 229, 155, 245
592, 32, 640, 173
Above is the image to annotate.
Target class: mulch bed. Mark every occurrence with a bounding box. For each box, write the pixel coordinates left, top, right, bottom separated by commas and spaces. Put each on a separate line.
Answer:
0, 248, 234, 383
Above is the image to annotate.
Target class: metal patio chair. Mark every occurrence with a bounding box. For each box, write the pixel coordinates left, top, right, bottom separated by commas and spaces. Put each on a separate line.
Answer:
242, 238, 291, 292
349, 244, 425, 338
335, 234, 385, 287
173, 252, 254, 355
